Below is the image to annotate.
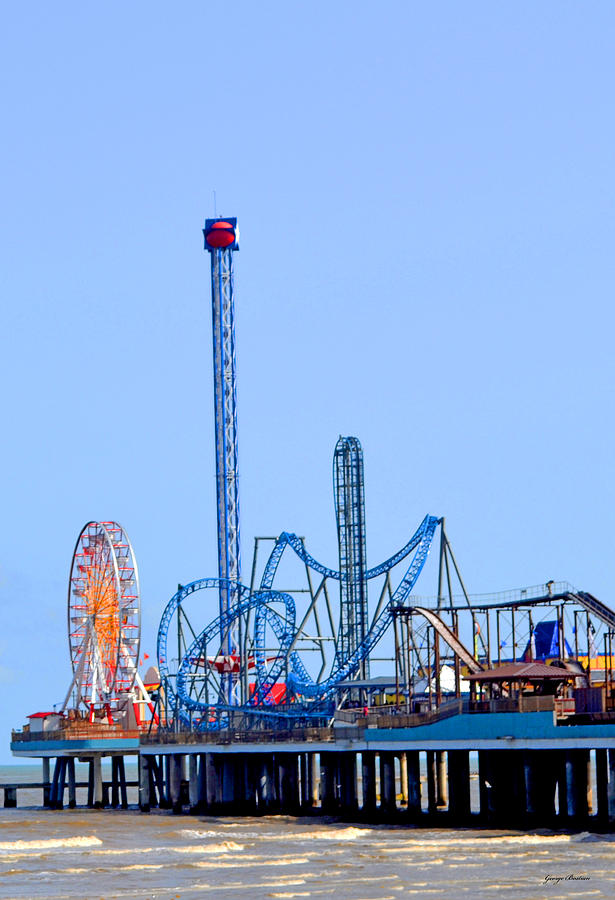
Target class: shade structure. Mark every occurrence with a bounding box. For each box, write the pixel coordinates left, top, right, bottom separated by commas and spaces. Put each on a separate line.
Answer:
465, 662, 575, 682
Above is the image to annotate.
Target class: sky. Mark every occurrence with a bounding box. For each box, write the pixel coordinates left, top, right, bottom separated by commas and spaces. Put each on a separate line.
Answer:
1, 2, 615, 762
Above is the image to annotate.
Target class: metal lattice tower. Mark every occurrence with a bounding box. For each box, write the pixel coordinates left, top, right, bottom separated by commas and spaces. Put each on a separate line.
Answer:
203, 218, 241, 701
334, 436, 369, 679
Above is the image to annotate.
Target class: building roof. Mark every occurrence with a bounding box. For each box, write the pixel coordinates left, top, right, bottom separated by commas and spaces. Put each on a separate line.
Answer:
27, 711, 61, 719
335, 677, 399, 690
465, 662, 575, 682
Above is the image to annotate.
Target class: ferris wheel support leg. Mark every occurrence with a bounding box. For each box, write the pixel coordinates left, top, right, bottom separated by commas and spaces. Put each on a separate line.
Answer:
61, 620, 92, 712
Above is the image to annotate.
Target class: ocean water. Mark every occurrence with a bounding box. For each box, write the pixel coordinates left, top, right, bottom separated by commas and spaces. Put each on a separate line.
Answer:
0, 766, 614, 900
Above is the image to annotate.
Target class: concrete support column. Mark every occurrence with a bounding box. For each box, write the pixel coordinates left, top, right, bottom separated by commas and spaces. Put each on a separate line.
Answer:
379, 752, 397, 816
163, 755, 172, 808
219, 755, 237, 810
244, 754, 259, 814
478, 750, 494, 822
153, 755, 167, 808
505, 751, 526, 826
595, 749, 609, 825
447, 750, 470, 822
361, 752, 377, 814
587, 751, 593, 816
196, 754, 209, 811
406, 751, 421, 820
490, 751, 526, 826
564, 750, 590, 824
139, 755, 151, 812
111, 757, 120, 808
92, 756, 103, 808
276, 753, 300, 814
399, 753, 409, 809
188, 755, 199, 812
169, 753, 184, 813
67, 758, 76, 809
147, 757, 157, 808
524, 751, 556, 825
320, 752, 337, 814
42, 758, 51, 808
87, 759, 94, 808
201, 753, 217, 809
50, 757, 67, 810
436, 751, 448, 808
310, 753, 320, 807
426, 751, 437, 816
50, 757, 62, 810
339, 752, 358, 816
118, 756, 128, 809
608, 750, 615, 823
257, 755, 276, 813
300, 753, 313, 810
233, 755, 254, 810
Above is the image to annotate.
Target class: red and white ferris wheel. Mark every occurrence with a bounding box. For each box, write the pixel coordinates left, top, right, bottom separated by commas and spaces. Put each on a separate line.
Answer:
66, 521, 140, 713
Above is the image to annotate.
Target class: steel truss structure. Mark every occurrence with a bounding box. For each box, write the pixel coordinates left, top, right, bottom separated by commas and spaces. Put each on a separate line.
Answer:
334, 436, 369, 679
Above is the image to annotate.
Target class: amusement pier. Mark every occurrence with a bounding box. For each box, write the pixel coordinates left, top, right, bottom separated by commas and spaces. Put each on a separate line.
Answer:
10, 217, 615, 830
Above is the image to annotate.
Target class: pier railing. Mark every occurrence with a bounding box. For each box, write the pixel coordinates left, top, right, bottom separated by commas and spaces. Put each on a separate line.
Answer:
139, 726, 338, 745
11, 725, 140, 743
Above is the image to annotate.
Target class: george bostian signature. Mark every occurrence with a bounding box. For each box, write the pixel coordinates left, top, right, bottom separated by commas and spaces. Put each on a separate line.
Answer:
543, 874, 590, 884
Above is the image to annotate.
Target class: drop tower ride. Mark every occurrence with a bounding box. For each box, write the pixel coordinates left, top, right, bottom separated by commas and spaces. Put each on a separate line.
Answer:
203, 217, 241, 703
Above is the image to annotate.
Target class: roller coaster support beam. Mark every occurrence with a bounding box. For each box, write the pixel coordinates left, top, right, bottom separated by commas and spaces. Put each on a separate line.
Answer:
334, 436, 369, 679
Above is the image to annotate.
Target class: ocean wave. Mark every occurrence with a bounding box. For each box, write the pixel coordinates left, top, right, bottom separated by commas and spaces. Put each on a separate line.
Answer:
180, 825, 374, 844
0, 835, 102, 852
367, 833, 575, 850
94, 842, 247, 857
184, 840, 243, 853
571, 831, 615, 842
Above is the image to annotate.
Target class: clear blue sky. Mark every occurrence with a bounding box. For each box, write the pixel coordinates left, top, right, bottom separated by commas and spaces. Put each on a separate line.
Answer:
1, 2, 614, 761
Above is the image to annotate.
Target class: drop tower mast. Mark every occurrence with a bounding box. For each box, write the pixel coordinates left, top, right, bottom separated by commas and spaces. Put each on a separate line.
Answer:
203, 217, 241, 703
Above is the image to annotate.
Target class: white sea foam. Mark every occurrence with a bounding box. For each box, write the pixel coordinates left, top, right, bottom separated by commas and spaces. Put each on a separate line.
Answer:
267, 893, 311, 898
178, 829, 222, 839
0, 835, 102, 852
293, 826, 372, 841
187, 840, 244, 853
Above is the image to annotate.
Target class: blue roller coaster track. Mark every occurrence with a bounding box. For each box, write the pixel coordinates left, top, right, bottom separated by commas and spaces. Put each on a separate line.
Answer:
157, 512, 441, 723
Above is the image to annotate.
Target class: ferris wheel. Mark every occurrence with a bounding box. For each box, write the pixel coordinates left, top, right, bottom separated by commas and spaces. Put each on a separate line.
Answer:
65, 521, 140, 713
